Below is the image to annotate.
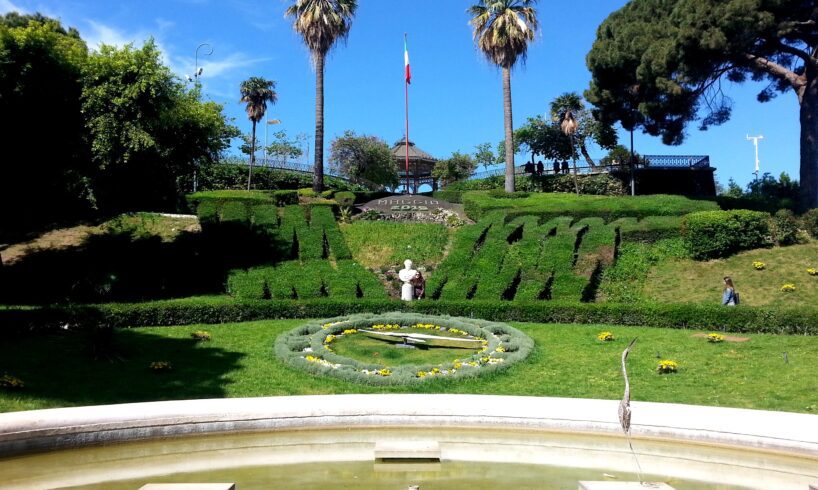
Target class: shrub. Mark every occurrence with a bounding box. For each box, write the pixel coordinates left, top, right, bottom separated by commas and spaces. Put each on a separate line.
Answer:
771, 209, 799, 245
615, 216, 682, 243
194, 163, 366, 193
432, 190, 463, 203
487, 189, 530, 199
298, 188, 318, 198
800, 208, 818, 238
274, 313, 534, 385
681, 210, 771, 260
463, 191, 718, 222
334, 191, 356, 208
5, 298, 818, 336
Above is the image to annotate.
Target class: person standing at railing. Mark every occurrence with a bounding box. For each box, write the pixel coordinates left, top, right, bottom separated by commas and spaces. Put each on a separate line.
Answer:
552, 161, 560, 175
561, 160, 569, 174
536, 161, 544, 176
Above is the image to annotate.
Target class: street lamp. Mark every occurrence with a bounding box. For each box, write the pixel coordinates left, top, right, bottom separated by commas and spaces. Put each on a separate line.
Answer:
264, 119, 281, 167
187, 43, 213, 83
746, 134, 764, 181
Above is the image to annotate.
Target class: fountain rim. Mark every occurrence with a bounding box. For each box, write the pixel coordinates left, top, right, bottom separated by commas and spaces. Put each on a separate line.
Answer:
1, 394, 818, 459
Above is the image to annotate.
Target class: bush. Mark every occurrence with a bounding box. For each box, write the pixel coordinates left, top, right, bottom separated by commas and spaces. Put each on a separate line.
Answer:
4, 298, 818, 336
186, 190, 297, 209
801, 208, 818, 238
334, 191, 356, 208
615, 216, 682, 243
194, 163, 366, 193
298, 188, 318, 198
771, 209, 799, 245
432, 190, 463, 203
681, 210, 771, 260
463, 191, 719, 222
487, 189, 530, 199
274, 313, 533, 385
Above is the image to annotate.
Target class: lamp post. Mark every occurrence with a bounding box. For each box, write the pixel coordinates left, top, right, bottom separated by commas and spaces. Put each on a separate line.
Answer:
189, 43, 213, 192
746, 134, 764, 181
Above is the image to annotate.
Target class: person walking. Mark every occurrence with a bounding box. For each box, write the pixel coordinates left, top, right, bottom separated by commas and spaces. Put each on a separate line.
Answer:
722, 276, 739, 306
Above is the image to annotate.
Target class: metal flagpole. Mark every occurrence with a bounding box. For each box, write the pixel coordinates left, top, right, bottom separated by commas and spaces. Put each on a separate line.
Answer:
405, 33, 410, 194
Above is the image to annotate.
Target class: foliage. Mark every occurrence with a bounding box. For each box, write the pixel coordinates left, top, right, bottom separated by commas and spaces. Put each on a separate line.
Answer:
0, 374, 24, 390
463, 191, 718, 221
187, 190, 298, 208
149, 361, 173, 372
706, 333, 724, 343
334, 191, 356, 208
585, 0, 818, 205
599, 145, 642, 168
265, 130, 303, 164
548, 92, 617, 167
717, 173, 801, 212
275, 313, 533, 385
514, 116, 573, 162
487, 189, 529, 199
800, 209, 818, 238
753, 261, 766, 271
329, 131, 398, 189
771, 209, 799, 246
6, 297, 818, 337
82, 40, 238, 213
473, 142, 499, 170
681, 210, 771, 260
191, 330, 212, 341
433, 152, 476, 187
597, 331, 614, 342
0, 14, 91, 229
192, 162, 366, 193
656, 360, 678, 374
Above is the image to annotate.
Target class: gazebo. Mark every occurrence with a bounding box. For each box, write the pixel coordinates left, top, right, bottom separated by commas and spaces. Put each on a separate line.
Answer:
391, 140, 438, 193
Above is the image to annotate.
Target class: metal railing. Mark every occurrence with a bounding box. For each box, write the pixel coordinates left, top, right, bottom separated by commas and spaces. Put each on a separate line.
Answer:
468, 155, 710, 181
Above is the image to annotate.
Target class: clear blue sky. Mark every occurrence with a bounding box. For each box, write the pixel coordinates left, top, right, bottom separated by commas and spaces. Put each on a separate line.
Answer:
3, 0, 803, 189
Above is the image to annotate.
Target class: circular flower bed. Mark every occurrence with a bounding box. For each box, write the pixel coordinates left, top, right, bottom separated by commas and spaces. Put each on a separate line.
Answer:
275, 312, 534, 385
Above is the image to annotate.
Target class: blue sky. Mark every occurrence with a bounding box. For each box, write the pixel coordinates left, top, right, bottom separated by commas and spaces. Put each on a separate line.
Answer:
2, 0, 803, 189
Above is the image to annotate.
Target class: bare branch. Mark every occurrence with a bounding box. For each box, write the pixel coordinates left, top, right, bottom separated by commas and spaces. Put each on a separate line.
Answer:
773, 40, 818, 68
744, 53, 806, 91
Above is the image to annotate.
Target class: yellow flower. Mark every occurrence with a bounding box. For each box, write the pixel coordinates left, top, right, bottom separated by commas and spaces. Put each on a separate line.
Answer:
752, 261, 766, 271
324, 334, 336, 344
342, 329, 358, 335
706, 333, 725, 343
495, 346, 506, 353
190, 330, 211, 341
453, 362, 462, 369
417, 371, 427, 378
808, 268, 818, 276
597, 331, 615, 342
377, 368, 392, 377
657, 360, 678, 374
780, 283, 796, 292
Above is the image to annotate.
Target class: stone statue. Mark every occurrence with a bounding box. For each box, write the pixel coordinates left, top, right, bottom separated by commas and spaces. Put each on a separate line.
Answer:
398, 259, 419, 301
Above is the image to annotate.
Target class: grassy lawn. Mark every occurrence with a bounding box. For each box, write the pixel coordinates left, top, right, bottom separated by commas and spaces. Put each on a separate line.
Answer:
340, 221, 453, 269
645, 241, 818, 306
2, 320, 817, 413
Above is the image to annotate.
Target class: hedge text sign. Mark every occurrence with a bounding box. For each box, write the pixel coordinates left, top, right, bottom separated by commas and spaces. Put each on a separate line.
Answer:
360, 195, 456, 213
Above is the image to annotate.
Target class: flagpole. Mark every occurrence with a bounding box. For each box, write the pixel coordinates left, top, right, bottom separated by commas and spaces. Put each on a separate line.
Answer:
404, 33, 410, 194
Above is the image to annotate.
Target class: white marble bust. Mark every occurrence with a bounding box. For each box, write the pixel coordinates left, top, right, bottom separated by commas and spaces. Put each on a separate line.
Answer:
398, 259, 418, 301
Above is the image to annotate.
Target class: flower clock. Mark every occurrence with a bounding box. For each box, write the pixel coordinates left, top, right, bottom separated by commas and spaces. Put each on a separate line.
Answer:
275, 313, 533, 385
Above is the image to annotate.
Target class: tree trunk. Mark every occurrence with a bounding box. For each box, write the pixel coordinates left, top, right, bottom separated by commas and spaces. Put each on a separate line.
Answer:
579, 142, 598, 170
800, 68, 818, 209
502, 67, 515, 193
313, 54, 326, 193
247, 119, 257, 191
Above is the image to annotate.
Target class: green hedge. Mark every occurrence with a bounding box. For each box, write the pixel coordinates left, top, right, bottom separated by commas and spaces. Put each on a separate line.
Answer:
334, 191, 356, 207
432, 190, 463, 203
446, 174, 626, 196
681, 210, 771, 260
194, 163, 366, 193
462, 192, 719, 222
187, 190, 298, 209
614, 216, 682, 243
4, 298, 818, 335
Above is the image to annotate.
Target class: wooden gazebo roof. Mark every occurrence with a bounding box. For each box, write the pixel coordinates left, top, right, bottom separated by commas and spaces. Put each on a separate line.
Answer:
391, 140, 438, 164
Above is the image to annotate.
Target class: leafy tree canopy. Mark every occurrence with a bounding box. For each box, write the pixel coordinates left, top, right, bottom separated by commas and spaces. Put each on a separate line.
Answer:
586, 0, 818, 206
329, 131, 397, 189
433, 151, 476, 187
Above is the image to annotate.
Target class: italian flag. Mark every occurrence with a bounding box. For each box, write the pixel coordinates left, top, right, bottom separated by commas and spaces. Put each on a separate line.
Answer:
404, 35, 411, 84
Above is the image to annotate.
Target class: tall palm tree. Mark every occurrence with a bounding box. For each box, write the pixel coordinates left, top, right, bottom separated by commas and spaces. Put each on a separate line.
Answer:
469, 0, 538, 193
240, 77, 277, 190
286, 0, 357, 193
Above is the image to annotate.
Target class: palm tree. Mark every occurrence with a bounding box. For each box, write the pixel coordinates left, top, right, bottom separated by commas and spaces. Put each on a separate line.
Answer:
286, 0, 358, 193
240, 77, 277, 190
468, 0, 538, 193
